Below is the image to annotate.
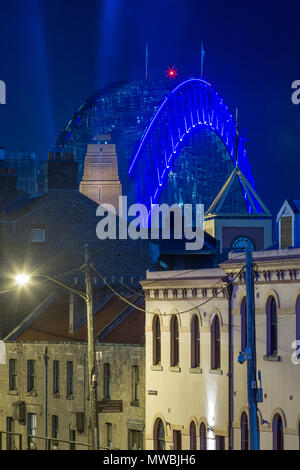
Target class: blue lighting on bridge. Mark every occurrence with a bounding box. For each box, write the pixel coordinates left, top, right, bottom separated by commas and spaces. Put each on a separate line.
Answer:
129, 78, 257, 213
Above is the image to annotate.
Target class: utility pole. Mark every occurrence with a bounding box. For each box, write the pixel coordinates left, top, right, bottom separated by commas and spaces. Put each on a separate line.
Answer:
43, 347, 49, 450
226, 282, 234, 450
245, 241, 260, 450
84, 244, 99, 450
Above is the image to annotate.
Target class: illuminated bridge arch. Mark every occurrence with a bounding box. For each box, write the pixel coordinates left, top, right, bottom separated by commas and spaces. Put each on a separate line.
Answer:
129, 78, 255, 211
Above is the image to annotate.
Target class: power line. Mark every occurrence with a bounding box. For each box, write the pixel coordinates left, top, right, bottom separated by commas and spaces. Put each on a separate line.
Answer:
91, 264, 245, 317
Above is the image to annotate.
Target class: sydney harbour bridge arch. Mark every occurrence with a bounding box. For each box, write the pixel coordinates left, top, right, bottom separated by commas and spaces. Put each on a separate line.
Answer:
54, 78, 256, 214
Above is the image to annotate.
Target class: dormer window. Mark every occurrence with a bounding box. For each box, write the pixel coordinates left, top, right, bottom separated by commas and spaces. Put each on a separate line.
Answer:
30, 228, 45, 243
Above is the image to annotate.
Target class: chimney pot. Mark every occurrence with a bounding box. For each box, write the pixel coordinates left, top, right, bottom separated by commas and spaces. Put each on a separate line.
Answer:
62, 152, 68, 160
48, 152, 53, 161
55, 152, 60, 160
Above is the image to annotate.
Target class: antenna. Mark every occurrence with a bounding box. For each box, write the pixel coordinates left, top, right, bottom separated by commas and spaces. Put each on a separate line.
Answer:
145, 41, 149, 81
235, 107, 239, 167
201, 41, 206, 78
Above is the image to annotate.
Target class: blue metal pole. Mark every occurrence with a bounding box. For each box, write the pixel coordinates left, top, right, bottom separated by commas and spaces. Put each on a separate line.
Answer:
245, 242, 260, 450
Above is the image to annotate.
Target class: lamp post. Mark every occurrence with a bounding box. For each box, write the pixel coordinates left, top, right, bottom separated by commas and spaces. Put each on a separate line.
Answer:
15, 244, 99, 450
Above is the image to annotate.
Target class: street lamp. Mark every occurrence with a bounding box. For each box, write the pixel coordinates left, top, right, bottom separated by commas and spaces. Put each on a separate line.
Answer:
15, 244, 99, 450
15, 274, 31, 286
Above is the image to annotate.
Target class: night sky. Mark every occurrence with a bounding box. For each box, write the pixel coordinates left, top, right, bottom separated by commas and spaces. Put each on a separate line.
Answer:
0, 0, 299, 215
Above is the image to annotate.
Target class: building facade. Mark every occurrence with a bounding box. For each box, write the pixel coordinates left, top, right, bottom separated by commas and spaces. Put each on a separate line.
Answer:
142, 248, 300, 450
0, 341, 145, 450
0, 291, 146, 451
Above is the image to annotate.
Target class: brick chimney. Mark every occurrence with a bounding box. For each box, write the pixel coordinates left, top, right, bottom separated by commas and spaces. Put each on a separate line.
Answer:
47, 152, 78, 190
0, 167, 17, 203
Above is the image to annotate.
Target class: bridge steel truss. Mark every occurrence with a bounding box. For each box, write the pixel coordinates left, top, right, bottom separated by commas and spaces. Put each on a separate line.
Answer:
128, 78, 256, 212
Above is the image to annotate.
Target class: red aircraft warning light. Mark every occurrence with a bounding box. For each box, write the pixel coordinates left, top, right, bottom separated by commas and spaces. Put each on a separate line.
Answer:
166, 66, 178, 79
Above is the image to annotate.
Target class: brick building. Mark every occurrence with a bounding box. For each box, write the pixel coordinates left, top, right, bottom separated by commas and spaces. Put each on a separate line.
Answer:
0, 151, 153, 338
0, 292, 145, 450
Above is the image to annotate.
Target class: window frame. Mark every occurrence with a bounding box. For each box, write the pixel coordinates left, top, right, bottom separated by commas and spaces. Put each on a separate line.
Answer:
104, 363, 111, 400
170, 315, 179, 367
272, 413, 284, 450
27, 360, 36, 392
199, 422, 207, 450
266, 296, 278, 356
190, 421, 196, 450
240, 412, 249, 450
191, 314, 200, 369
53, 360, 60, 395
211, 314, 221, 370
67, 361, 74, 396
9, 358, 18, 391
153, 418, 165, 451
152, 315, 161, 366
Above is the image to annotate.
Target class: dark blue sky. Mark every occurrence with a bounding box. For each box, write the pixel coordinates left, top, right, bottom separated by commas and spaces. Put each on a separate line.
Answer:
0, 0, 299, 214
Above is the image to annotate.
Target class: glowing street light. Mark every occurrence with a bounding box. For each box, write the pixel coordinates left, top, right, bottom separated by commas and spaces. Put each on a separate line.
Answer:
15, 274, 31, 286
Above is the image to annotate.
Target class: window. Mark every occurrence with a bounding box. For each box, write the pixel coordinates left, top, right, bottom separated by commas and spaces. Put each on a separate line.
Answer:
266, 297, 278, 356
128, 429, 143, 450
53, 361, 59, 394
67, 361, 73, 396
240, 412, 249, 450
273, 414, 284, 450
27, 413, 37, 449
99, 188, 101, 202
131, 366, 139, 404
9, 359, 18, 391
280, 216, 293, 249
191, 315, 200, 368
240, 298, 247, 351
190, 421, 196, 450
27, 360, 36, 392
106, 423, 112, 448
170, 315, 179, 367
152, 315, 161, 365
104, 363, 111, 399
153, 418, 165, 450
69, 428, 76, 451
6, 417, 14, 450
199, 423, 207, 450
216, 435, 225, 450
52, 415, 59, 443
211, 315, 221, 370
30, 228, 45, 243
173, 430, 182, 450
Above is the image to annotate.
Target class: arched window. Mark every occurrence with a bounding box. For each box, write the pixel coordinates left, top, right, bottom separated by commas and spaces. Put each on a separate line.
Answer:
190, 421, 196, 450
240, 412, 249, 450
296, 296, 300, 359
170, 315, 179, 367
273, 414, 284, 450
211, 315, 221, 370
240, 297, 247, 351
199, 422, 207, 450
191, 315, 200, 368
152, 315, 161, 366
153, 418, 165, 450
266, 296, 278, 356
